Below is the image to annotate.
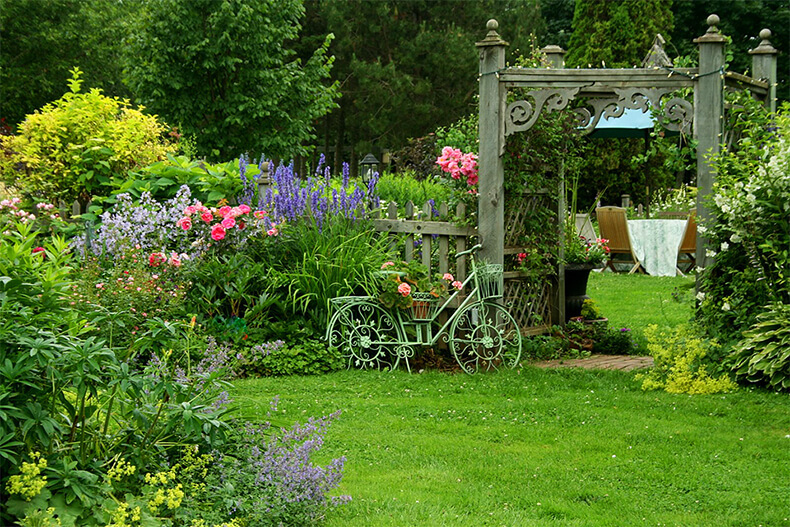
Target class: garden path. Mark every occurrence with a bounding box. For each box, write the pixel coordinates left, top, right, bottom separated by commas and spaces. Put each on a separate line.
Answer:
531, 354, 653, 372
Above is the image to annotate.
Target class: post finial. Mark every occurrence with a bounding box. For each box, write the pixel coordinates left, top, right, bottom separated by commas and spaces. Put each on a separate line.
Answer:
476, 18, 508, 48
694, 14, 726, 43
706, 14, 720, 32
749, 27, 777, 55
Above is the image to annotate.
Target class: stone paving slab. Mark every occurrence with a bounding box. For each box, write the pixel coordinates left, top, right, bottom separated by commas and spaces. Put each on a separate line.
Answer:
531, 354, 654, 372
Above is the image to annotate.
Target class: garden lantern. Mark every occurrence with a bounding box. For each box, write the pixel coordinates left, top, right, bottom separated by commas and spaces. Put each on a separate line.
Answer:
359, 153, 379, 185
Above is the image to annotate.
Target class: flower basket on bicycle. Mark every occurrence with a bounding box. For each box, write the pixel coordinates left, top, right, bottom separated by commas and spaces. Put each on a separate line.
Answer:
476, 263, 504, 299
410, 292, 441, 320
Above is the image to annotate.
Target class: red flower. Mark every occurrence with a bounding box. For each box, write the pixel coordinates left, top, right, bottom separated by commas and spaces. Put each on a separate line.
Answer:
32, 247, 45, 259
149, 252, 166, 267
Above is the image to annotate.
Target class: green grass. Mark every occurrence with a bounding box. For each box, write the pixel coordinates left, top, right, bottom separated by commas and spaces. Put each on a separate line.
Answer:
232, 369, 790, 526
587, 271, 696, 335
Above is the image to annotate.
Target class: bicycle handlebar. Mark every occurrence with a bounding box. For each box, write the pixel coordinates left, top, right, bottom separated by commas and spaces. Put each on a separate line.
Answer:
455, 244, 482, 258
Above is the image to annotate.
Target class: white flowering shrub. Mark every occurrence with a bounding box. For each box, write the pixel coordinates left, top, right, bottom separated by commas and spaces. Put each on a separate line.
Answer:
698, 100, 790, 352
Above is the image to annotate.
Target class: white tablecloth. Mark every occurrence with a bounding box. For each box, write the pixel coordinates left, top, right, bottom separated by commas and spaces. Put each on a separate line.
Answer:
627, 219, 687, 276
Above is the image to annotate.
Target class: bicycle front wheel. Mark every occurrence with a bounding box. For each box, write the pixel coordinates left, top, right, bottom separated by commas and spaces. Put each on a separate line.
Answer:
326, 300, 404, 370
449, 301, 522, 374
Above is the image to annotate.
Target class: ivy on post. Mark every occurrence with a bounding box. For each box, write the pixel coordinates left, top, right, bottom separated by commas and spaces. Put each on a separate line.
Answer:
476, 19, 508, 268
693, 14, 726, 275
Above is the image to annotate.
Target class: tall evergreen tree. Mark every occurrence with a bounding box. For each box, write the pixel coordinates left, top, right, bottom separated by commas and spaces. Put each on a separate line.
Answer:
297, 0, 544, 167
565, 0, 674, 68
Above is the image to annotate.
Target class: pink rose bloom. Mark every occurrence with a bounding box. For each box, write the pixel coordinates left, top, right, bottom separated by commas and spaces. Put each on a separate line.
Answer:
266, 227, 279, 236
452, 280, 463, 290
397, 282, 411, 296
221, 216, 236, 229
381, 261, 395, 269
443, 273, 454, 281
229, 207, 242, 218
253, 210, 267, 219
238, 204, 251, 214
211, 224, 226, 241
184, 205, 197, 216
169, 253, 181, 267
176, 217, 192, 230
217, 205, 232, 218
201, 212, 213, 223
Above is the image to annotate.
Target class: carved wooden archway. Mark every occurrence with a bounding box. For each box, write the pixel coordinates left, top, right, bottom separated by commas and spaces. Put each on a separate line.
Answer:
476, 15, 777, 322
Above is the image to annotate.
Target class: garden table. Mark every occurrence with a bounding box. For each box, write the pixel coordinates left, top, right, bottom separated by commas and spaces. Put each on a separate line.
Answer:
626, 219, 687, 276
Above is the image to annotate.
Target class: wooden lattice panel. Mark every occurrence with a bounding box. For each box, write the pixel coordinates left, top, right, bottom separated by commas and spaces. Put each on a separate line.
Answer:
504, 192, 547, 247
504, 276, 552, 334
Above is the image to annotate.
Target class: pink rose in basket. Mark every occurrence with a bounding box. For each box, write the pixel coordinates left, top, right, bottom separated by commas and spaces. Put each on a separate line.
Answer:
452, 280, 463, 290
397, 282, 412, 297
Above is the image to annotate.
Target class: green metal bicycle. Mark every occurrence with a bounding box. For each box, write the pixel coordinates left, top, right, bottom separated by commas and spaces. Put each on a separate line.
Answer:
325, 244, 522, 374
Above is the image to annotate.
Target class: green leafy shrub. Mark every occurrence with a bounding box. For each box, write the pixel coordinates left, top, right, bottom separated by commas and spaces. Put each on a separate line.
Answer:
580, 298, 603, 320
732, 303, 790, 391
592, 327, 645, 355
697, 100, 789, 344
0, 68, 175, 205
109, 154, 260, 206
376, 171, 454, 210
637, 324, 737, 394
238, 339, 344, 377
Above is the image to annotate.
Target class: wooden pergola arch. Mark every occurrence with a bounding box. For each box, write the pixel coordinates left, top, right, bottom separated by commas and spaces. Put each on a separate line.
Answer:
475, 14, 778, 289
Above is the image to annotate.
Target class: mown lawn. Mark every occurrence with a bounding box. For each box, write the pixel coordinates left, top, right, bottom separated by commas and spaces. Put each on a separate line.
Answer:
232, 367, 790, 526
230, 273, 790, 526
587, 271, 696, 335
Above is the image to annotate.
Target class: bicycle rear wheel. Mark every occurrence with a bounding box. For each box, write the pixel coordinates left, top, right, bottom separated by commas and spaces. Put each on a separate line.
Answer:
449, 301, 522, 374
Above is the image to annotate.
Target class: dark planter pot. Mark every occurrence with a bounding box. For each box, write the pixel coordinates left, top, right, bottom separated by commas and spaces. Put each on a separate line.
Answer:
564, 263, 597, 321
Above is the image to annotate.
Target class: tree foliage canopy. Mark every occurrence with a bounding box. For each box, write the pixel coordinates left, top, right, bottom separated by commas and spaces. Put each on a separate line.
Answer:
565, 0, 674, 68
123, 0, 339, 161
0, 0, 132, 129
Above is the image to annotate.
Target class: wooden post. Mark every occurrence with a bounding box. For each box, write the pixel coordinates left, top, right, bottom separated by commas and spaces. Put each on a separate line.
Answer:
476, 19, 507, 267
694, 14, 726, 273
540, 45, 566, 69
749, 29, 778, 113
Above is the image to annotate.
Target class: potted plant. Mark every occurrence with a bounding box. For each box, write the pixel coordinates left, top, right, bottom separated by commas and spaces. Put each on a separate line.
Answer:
378, 260, 462, 319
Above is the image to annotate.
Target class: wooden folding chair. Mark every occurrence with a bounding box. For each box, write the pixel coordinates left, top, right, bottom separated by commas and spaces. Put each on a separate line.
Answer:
676, 212, 696, 274
595, 206, 645, 274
